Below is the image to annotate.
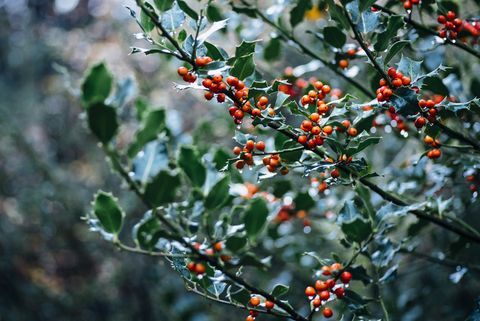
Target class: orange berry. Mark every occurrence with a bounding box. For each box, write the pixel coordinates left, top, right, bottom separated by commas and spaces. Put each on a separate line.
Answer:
250, 296, 261, 307
313, 81, 324, 90
194, 263, 206, 275
256, 141, 266, 151
213, 242, 223, 252
321, 85, 331, 94
323, 307, 333, 318
177, 66, 188, 76
323, 125, 333, 135
315, 280, 328, 292
310, 113, 320, 122
347, 127, 358, 137
339, 59, 349, 69
305, 286, 316, 297
245, 140, 255, 151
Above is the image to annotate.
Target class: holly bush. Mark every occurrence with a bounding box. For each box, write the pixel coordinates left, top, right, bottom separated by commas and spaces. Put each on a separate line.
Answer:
80, 1, 480, 321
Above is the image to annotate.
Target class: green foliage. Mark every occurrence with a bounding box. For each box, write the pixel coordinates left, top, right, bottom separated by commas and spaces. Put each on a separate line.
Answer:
92, 191, 124, 235
243, 198, 269, 240
323, 26, 346, 48
144, 170, 181, 206
81, 63, 113, 106
87, 103, 118, 143
178, 146, 206, 187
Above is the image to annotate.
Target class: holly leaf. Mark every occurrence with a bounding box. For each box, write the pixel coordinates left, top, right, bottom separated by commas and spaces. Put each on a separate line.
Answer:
205, 176, 230, 209
127, 109, 167, 158
374, 15, 405, 51
323, 26, 346, 48
337, 200, 372, 243
178, 146, 206, 187
144, 170, 181, 206
290, 0, 312, 28
390, 87, 419, 116
92, 191, 124, 235
87, 103, 118, 144
243, 198, 269, 240
82, 63, 113, 106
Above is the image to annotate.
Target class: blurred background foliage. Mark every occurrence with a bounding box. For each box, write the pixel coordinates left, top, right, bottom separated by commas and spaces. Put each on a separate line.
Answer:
1, 1, 479, 321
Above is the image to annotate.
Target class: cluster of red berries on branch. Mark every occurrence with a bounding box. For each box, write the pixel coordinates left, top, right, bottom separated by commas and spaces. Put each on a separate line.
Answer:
262, 154, 287, 174
178, 57, 271, 126
423, 135, 442, 159
438, 11, 463, 40
466, 173, 479, 193
401, 0, 420, 11
304, 263, 352, 318
231, 139, 288, 174
415, 98, 440, 128
245, 295, 275, 321
275, 205, 311, 228
463, 20, 480, 44
376, 67, 412, 102
186, 241, 231, 277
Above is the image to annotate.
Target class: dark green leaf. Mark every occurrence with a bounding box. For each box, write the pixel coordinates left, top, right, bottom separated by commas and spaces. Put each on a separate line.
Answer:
264, 37, 282, 61
293, 192, 315, 211
374, 15, 405, 51
127, 109, 167, 158
87, 103, 118, 144
144, 170, 181, 206
206, 4, 223, 22
244, 198, 269, 240
205, 42, 229, 60
92, 191, 124, 234
323, 26, 346, 48
396, 55, 422, 80
140, 2, 156, 32
290, 0, 312, 28
325, 0, 350, 30
134, 212, 167, 250
338, 200, 372, 243
205, 176, 230, 209
384, 40, 409, 64
178, 146, 206, 187
230, 53, 255, 80
82, 63, 113, 106
226, 235, 247, 252
154, 0, 174, 11
271, 284, 289, 298
177, 0, 198, 20
391, 87, 419, 116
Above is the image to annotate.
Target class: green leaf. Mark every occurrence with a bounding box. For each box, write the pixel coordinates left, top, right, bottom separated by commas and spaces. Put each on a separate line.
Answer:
127, 109, 167, 158
439, 98, 480, 114
81, 63, 113, 106
244, 198, 269, 240
396, 55, 422, 80
337, 200, 372, 243
384, 40, 409, 64
324, 0, 350, 30
144, 170, 181, 206
154, 0, 174, 11
87, 103, 119, 144
264, 37, 282, 61
391, 87, 419, 116
423, 76, 449, 96
177, 0, 198, 20
271, 284, 290, 298
346, 135, 381, 156
226, 235, 247, 252
92, 191, 124, 234
293, 192, 315, 211
134, 211, 167, 250
178, 146, 206, 187
290, 0, 312, 28
346, 0, 380, 33
374, 15, 405, 51
206, 4, 223, 22
205, 41, 229, 60
205, 176, 230, 209
234, 40, 257, 58
230, 53, 255, 80
323, 26, 346, 48
140, 2, 156, 32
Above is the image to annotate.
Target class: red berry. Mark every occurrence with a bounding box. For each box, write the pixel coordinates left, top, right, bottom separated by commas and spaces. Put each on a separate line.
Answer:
323, 307, 333, 318
437, 15, 446, 24
305, 286, 316, 297
331, 169, 340, 178
249, 296, 260, 307
264, 300, 274, 310
340, 271, 352, 283
334, 287, 345, 298
319, 290, 330, 301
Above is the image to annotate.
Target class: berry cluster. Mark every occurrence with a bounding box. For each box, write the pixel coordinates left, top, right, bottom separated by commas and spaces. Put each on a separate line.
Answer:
275, 205, 311, 228
401, 0, 420, 11
300, 81, 332, 106
337, 47, 358, 69
423, 135, 441, 159
438, 11, 463, 40
245, 295, 275, 321
466, 173, 479, 193
463, 20, 480, 44
262, 154, 287, 174
376, 67, 411, 102
186, 241, 231, 277
177, 58, 272, 127
304, 263, 352, 318
233, 140, 265, 170
416, 98, 439, 128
